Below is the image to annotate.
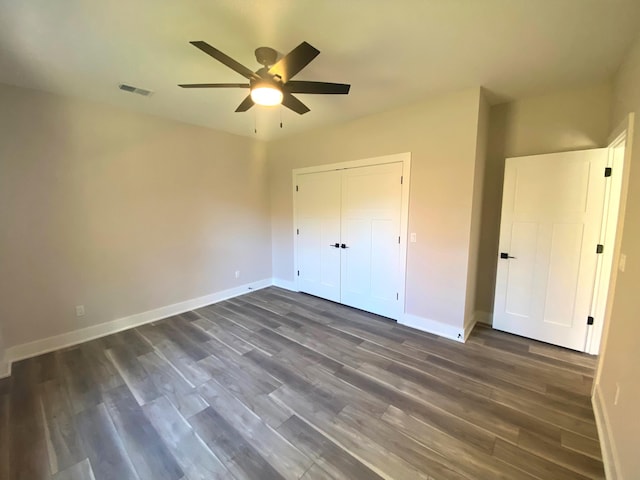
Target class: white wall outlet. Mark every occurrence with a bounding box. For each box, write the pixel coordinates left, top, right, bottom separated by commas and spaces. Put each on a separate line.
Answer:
410, 233, 417, 243
235, 270, 240, 279
619, 253, 627, 272
75, 305, 85, 317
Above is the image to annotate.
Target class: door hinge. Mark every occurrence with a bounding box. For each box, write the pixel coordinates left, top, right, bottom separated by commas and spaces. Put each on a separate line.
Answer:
296, 228, 299, 235
396, 293, 399, 300
604, 167, 612, 178
596, 244, 604, 254
297, 270, 300, 276
296, 185, 299, 192
400, 176, 403, 185
587, 316, 594, 325
398, 236, 401, 244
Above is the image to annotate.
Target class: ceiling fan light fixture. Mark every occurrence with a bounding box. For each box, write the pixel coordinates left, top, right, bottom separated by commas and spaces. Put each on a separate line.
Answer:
250, 84, 283, 106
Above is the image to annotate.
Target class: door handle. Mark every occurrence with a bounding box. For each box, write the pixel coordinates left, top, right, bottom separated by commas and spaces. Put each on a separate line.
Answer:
341, 243, 349, 249
500, 252, 516, 259
330, 243, 340, 248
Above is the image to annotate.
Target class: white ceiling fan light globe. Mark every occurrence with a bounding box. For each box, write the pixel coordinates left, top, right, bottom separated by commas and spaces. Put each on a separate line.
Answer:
250, 85, 283, 106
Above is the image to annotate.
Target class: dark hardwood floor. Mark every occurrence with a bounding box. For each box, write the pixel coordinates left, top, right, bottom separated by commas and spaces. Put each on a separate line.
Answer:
0, 287, 604, 480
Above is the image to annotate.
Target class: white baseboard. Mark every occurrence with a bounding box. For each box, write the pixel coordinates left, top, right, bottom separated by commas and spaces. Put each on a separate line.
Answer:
592, 383, 620, 479
474, 310, 492, 326
463, 315, 477, 342
3, 278, 272, 373
0, 358, 9, 379
272, 278, 298, 291
400, 313, 465, 343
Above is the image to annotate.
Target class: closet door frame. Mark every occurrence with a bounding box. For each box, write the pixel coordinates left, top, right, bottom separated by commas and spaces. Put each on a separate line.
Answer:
292, 152, 412, 320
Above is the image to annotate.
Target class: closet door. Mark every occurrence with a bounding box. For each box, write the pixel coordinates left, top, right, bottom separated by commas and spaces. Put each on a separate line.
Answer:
340, 162, 403, 318
296, 170, 341, 302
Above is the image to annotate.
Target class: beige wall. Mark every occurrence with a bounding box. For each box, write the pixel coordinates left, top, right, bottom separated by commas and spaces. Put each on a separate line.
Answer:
0, 83, 271, 348
268, 88, 484, 328
476, 83, 612, 315
596, 34, 640, 479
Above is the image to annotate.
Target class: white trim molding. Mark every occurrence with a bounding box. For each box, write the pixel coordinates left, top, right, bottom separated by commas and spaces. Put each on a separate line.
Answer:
474, 310, 492, 326
292, 152, 412, 312
400, 313, 466, 343
271, 278, 298, 292
592, 383, 620, 479
2, 279, 272, 375
0, 358, 9, 379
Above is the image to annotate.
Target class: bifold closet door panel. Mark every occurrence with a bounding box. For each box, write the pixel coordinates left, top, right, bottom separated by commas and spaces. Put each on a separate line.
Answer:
296, 170, 342, 302
340, 162, 403, 319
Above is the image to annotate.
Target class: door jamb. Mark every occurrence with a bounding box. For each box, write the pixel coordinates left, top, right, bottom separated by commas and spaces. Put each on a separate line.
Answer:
586, 124, 629, 354
291, 152, 412, 320
591, 113, 634, 364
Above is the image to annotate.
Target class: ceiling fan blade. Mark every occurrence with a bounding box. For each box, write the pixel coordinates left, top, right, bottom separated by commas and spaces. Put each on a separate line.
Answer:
282, 93, 310, 115
285, 81, 350, 95
235, 95, 255, 112
190, 41, 259, 80
178, 83, 250, 88
268, 42, 320, 83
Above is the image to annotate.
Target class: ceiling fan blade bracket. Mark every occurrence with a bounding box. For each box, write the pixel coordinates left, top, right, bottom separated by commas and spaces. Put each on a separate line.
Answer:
269, 41, 320, 83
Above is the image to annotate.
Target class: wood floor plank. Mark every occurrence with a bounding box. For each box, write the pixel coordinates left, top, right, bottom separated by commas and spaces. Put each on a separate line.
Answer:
142, 395, 233, 480
270, 384, 430, 480
334, 365, 498, 454
382, 404, 539, 480
105, 345, 161, 406
39, 380, 87, 474
52, 459, 96, 480
137, 351, 208, 419
59, 348, 103, 415
299, 464, 335, 480
79, 339, 125, 393
561, 431, 603, 461
492, 438, 594, 480
189, 406, 286, 480
517, 429, 604, 479
277, 415, 385, 480
10, 360, 51, 480
74, 403, 140, 480
198, 380, 313, 480
0, 392, 9, 480
337, 405, 469, 480
103, 385, 184, 480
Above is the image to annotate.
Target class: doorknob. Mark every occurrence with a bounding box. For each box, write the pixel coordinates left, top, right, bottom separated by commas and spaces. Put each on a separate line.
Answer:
329, 243, 340, 248
341, 243, 349, 249
500, 252, 516, 259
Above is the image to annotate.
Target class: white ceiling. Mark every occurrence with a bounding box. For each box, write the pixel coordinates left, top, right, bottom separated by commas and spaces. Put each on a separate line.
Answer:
1, 0, 639, 140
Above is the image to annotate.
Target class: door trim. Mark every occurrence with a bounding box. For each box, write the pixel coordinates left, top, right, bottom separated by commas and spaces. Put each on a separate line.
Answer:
292, 152, 412, 320
585, 126, 628, 354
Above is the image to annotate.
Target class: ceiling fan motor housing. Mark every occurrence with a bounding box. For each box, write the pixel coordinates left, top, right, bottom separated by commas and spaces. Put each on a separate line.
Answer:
255, 46, 278, 67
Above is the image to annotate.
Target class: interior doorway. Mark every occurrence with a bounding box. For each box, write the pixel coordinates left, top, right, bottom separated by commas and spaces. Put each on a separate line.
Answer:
493, 121, 630, 353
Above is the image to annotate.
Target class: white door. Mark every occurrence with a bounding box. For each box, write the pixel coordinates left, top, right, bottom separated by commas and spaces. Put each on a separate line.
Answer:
341, 163, 403, 318
493, 149, 607, 351
296, 162, 404, 319
296, 170, 341, 302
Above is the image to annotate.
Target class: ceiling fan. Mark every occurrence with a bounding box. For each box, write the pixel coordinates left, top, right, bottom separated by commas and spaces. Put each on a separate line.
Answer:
179, 41, 350, 115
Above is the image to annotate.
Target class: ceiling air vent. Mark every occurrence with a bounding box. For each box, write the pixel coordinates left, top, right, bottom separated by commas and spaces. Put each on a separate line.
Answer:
118, 83, 153, 97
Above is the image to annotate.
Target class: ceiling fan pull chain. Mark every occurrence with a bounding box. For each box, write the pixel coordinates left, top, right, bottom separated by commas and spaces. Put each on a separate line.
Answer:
280, 106, 283, 129
254, 108, 257, 134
